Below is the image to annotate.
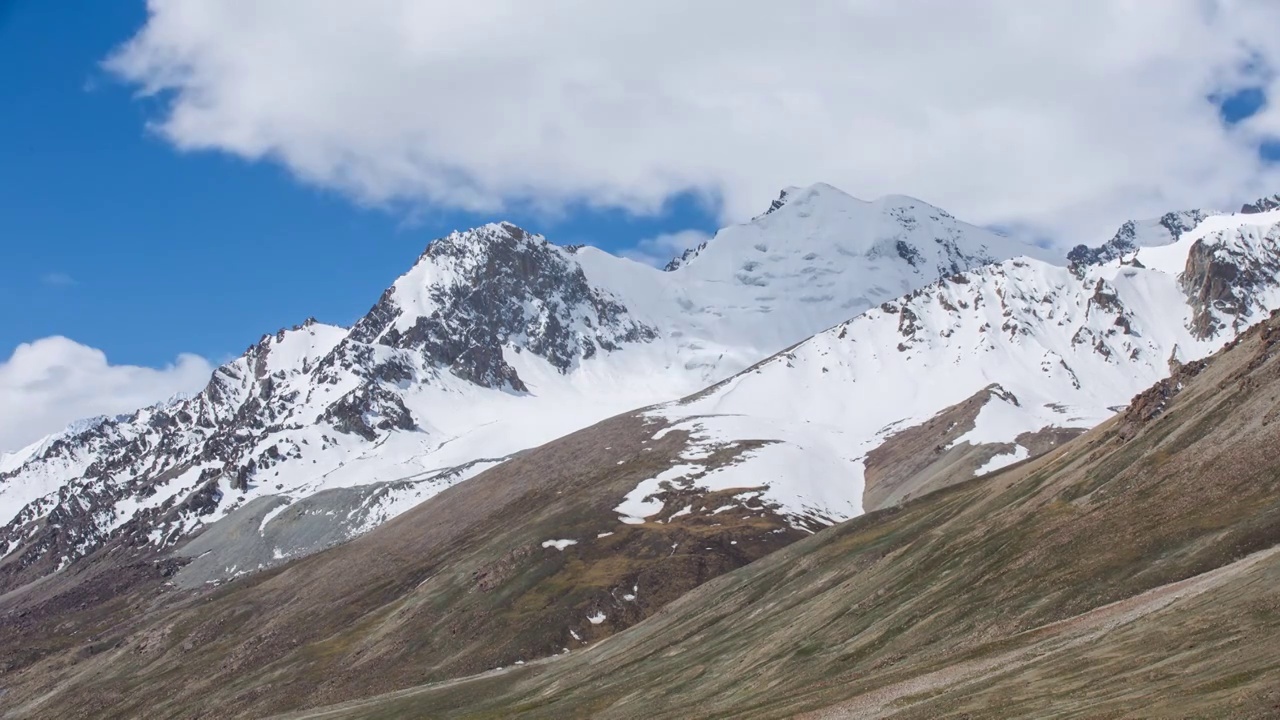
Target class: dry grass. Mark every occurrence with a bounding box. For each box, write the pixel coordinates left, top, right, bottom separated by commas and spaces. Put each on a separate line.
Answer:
0, 413, 805, 719
273, 311, 1280, 720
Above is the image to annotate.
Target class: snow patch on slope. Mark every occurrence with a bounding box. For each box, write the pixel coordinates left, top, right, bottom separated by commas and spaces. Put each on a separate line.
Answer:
635, 208, 1280, 528
974, 445, 1030, 476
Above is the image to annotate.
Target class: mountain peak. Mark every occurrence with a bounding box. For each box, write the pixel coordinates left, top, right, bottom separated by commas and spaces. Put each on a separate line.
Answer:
1068, 208, 1214, 267
755, 184, 956, 225
350, 219, 659, 391
770, 182, 854, 210
755, 185, 804, 219
873, 193, 950, 214
754, 183, 860, 220
429, 220, 538, 252
1240, 193, 1280, 214
662, 241, 708, 271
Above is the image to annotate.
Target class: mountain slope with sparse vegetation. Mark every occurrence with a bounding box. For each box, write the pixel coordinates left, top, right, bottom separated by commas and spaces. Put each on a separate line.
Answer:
285, 306, 1280, 720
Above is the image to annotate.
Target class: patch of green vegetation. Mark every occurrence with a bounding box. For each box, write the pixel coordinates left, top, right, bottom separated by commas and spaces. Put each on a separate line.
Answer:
1191, 666, 1275, 694
793, 640, 823, 658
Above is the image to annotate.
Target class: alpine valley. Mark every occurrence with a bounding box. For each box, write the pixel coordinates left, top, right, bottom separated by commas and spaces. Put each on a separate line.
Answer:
4, 183, 1280, 719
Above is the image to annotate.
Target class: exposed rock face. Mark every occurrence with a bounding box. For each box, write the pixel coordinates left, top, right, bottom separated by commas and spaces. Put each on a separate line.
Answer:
753, 186, 801, 220
351, 222, 657, 391
1068, 210, 1210, 267
1182, 223, 1280, 338
0, 458, 218, 591
1239, 194, 1280, 214
1116, 356, 1209, 441
662, 241, 707, 272
1118, 308, 1280, 447
321, 382, 416, 440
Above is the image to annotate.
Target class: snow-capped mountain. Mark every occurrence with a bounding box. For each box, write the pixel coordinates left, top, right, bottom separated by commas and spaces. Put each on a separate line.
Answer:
1066, 209, 1212, 266
626, 207, 1280, 528
0, 183, 1049, 587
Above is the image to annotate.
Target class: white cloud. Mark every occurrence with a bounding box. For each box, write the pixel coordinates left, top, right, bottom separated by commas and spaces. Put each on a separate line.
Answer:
107, 1, 1280, 245
0, 337, 213, 453
40, 272, 76, 287
622, 229, 712, 268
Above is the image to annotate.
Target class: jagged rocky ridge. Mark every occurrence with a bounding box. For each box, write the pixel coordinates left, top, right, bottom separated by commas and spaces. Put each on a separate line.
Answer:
1241, 192, 1280, 214
661, 242, 707, 272
348, 223, 659, 391
0, 183, 1050, 589
1066, 209, 1210, 267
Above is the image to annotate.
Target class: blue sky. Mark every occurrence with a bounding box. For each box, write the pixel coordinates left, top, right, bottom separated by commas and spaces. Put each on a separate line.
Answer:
0, 2, 718, 368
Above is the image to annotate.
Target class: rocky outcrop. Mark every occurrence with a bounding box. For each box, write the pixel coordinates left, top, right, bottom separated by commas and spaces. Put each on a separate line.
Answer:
1239, 194, 1280, 214
1182, 223, 1280, 338
321, 382, 417, 440
1068, 210, 1209, 267
753, 186, 800, 220
1116, 356, 1209, 441
663, 241, 707, 271
353, 222, 657, 390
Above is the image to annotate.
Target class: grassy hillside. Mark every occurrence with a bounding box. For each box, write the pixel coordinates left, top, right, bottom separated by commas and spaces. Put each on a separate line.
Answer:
284, 310, 1280, 720
7, 308, 1280, 719
0, 413, 807, 718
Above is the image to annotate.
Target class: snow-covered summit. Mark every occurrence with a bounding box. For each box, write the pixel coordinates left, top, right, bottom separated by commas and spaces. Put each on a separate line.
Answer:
349, 221, 657, 390
690, 183, 1058, 272
753, 185, 804, 220
614, 183, 1064, 362
635, 206, 1280, 529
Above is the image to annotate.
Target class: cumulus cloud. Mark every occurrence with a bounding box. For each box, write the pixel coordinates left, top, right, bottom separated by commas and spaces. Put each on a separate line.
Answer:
0, 337, 213, 453
622, 229, 713, 268
40, 272, 77, 287
107, 1, 1280, 245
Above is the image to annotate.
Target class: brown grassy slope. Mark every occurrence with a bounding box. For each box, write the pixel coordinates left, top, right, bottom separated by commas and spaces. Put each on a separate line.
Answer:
0, 414, 806, 719
289, 311, 1280, 720
862, 383, 1083, 511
